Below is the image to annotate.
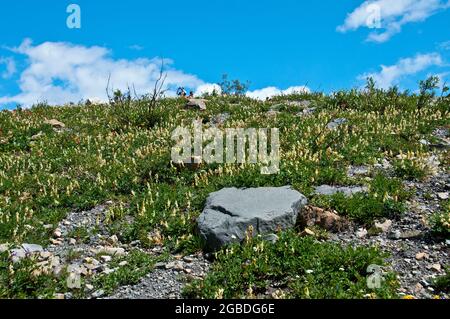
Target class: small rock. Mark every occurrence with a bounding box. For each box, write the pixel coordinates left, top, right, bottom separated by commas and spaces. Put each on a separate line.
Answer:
44, 119, 66, 128
437, 192, 449, 200
85, 284, 94, 291
92, 289, 105, 299
356, 228, 368, 239
327, 118, 347, 130
388, 230, 401, 240
400, 230, 422, 239
347, 166, 369, 177
154, 262, 166, 269
54, 293, 65, 300
314, 185, 368, 197
64, 292, 73, 300
102, 267, 115, 275
374, 219, 392, 233
67, 272, 81, 289
165, 261, 184, 271
53, 229, 62, 238
0, 243, 9, 253
39, 251, 53, 260
100, 255, 112, 263
415, 252, 428, 261
183, 256, 195, 263
185, 99, 207, 111
118, 261, 128, 267
414, 283, 424, 293
49, 238, 63, 245
299, 228, 316, 237
262, 233, 279, 243
22, 243, 44, 253
69, 238, 77, 245
94, 247, 126, 256
130, 240, 140, 247
430, 264, 441, 272
108, 235, 119, 245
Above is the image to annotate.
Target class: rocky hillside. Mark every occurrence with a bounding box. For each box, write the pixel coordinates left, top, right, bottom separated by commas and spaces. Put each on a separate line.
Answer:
0, 87, 449, 299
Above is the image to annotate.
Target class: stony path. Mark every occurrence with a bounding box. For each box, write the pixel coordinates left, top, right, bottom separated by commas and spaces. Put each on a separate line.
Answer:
108, 253, 210, 299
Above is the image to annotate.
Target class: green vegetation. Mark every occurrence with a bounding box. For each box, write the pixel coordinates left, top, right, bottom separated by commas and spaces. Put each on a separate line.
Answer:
0, 251, 67, 298
430, 201, 450, 239
92, 250, 167, 295
310, 174, 411, 224
183, 232, 398, 299
433, 267, 450, 294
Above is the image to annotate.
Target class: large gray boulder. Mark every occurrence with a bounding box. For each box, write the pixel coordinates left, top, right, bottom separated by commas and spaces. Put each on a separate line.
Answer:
197, 186, 307, 251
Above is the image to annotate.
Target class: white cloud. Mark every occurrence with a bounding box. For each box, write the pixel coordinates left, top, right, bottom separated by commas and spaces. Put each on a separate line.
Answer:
0, 39, 204, 106
194, 83, 222, 96
338, 0, 450, 43
358, 53, 443, 89
0, 57, 16, 79
0, 39, 314, 107
246, 86, 310, 100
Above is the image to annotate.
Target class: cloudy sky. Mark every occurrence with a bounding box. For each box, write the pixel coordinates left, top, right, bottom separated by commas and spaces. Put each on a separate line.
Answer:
0, 0, 450, 108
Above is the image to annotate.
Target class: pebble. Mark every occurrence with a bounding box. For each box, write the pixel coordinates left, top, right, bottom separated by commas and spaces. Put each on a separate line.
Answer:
183, 256, 195, 263
100, 255, 112, 263
356, 228, 368, 239
0, 243, 9, 253
93, 247, 126, 256
437, 192, 449, 200
67, 272, 81, 289
400, 230, 422, 239
165, 261, 184, 271
430, 264, 442, 272
108, 235, 119, 245
388, 230, 401, 240
154, 262, 166, 269
300, 228, 316, 237
374, 219, 392, 233
53, 229, 62, 238
415, 252, 428, 261
92, 289, 105, 299
119, 261, 128, 267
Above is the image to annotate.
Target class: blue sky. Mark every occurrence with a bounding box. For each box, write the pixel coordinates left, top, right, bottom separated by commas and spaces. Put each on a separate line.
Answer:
0, 0, 450, 108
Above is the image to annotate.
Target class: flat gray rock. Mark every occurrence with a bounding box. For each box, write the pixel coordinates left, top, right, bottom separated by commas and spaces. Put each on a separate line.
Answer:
197, 186, 307, 251
314, 185, 368, 197
327, 118, 347, 130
